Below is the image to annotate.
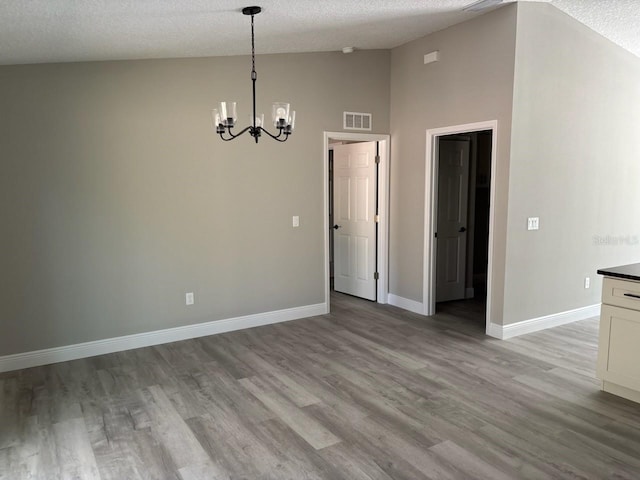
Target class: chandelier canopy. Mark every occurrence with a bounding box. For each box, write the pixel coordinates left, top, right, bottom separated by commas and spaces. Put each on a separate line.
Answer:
212, 6, 295, 144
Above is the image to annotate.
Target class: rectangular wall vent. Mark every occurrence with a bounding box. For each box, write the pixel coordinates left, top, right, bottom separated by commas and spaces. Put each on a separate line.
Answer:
344, 112, 372, 131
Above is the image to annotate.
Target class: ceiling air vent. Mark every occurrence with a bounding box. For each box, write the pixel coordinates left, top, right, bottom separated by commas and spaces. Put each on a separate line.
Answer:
344, 112, 372, 131
462, 0, 503, 12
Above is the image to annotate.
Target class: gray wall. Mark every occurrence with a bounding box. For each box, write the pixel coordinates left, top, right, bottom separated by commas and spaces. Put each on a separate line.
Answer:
0, 50, 390, 355
4, 2, 639, 356
504, 3, 640, 324
389, 5, 517, 323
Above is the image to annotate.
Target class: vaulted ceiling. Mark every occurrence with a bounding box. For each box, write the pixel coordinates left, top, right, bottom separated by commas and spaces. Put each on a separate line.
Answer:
1, 0, 638, 66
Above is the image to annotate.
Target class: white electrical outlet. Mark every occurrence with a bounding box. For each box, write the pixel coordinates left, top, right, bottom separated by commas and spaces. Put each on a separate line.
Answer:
527, 217, 540, 230
186, 292, 194, 305
584, 277, 590, 289
292, 215, 300, 228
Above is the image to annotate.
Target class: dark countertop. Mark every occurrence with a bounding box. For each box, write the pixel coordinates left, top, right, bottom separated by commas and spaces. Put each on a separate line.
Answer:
597, 263, 640, 282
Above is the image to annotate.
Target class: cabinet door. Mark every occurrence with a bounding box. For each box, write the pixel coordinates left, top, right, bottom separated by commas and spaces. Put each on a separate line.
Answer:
597, 304, 640, 391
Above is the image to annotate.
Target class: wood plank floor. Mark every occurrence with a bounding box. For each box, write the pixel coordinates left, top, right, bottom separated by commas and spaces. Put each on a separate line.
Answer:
2, 292, 640, 479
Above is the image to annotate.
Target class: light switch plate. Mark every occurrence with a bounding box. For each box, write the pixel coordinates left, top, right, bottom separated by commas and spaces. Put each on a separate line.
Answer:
527, 217, 539, 230
292, 216, 300, 227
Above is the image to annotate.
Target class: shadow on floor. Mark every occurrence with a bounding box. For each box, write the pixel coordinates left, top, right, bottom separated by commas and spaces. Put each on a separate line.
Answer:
436, 296, 486, 324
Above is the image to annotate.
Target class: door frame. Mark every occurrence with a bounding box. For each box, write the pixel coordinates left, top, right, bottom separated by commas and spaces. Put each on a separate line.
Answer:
423, 120, 498, 335
323, 132, 390, 311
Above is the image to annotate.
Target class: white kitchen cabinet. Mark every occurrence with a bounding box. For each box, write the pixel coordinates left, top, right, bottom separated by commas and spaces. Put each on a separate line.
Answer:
597, 275, 640, 404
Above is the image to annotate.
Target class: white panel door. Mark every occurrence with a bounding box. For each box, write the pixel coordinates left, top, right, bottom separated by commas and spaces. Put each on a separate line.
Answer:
436, 139, 470, 303
333, 142, 377, 300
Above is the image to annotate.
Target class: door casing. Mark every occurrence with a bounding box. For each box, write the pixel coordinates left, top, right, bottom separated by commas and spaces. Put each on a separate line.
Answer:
424, 121, 498, 336
323, 132, 390, 311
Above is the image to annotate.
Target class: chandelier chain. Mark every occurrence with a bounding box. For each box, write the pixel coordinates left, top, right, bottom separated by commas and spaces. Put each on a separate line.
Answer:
251, 14, 256, 75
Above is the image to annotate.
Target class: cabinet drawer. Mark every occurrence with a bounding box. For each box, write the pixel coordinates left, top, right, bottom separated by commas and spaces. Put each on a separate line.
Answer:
602, 277, 640, 311
597, 304, 640, 391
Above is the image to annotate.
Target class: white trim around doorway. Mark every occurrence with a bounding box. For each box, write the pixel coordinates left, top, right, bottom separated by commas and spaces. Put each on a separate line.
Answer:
323, 132, 390, 311
423, 120, 498, 336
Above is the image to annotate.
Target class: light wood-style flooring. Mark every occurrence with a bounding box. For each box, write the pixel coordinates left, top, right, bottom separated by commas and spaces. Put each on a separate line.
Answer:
2, 293, 640, 479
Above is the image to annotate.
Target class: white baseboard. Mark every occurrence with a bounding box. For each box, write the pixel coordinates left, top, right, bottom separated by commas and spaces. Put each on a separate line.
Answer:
486, 322, 503, 339
0, 302, 328, 373
487, 303, 601, 340
388, 294, 425, 315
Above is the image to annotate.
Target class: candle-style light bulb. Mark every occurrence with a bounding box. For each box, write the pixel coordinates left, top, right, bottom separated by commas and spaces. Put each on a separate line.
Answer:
272, 102, 290, 128
219, 101, 237, 127
289, 111, 296, 131
250, 114, 265, 128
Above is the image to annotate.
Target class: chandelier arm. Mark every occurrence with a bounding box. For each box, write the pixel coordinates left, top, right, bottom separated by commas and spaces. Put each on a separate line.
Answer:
259, 127, 290, 142
220, 125, 252, 141
271, 127, 285, 139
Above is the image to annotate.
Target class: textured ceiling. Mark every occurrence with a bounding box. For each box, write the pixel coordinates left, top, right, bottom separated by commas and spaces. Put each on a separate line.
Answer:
0, 0, 638, 66
550, 0, 640, 58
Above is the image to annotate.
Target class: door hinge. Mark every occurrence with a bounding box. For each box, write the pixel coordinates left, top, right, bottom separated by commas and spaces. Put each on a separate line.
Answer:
374, 215, 380, 223
374, 272, 379, 280
435, 232, 438, 238
375, 155, 381, 164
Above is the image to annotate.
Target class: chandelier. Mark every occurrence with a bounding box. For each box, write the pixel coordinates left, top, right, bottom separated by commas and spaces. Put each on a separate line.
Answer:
212, 6, 296, 143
